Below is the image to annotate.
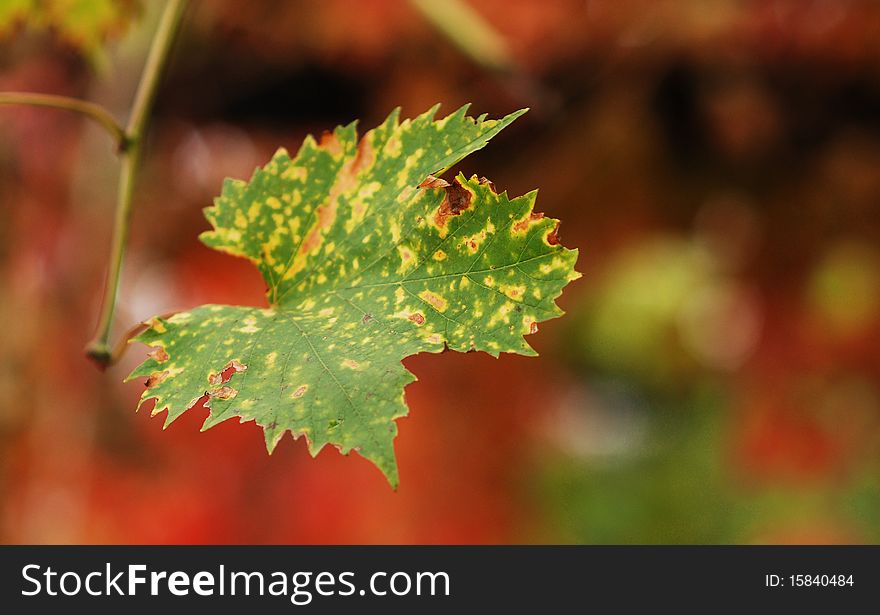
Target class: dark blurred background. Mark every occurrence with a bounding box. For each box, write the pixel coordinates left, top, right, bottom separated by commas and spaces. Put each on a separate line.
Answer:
1, 0, 879, 543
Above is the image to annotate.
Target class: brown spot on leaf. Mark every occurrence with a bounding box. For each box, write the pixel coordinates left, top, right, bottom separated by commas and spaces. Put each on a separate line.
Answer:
351, 134, 374, 175
319, 130, 342, 156
529, 321, 539, 334
145, 370, 169, 388
209, 359, 247, 386
433, 178, 472, 228
408, 312, 425, 325
292, 385, 308, 399
148, 347, 169, 363
398, 245, 414, 266
478, 176, 497, 192
300, 200, 337, 254
419, 290, 448, 311
295, 136, 374, 266
546, 221, 561, 245
207, 386, 238, 401
419, 174, 450, 189
362, 313, 374, 324
513, 211, 544, 233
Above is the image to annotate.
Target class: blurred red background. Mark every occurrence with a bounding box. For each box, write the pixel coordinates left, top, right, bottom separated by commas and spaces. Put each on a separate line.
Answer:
1, 0, 879, 543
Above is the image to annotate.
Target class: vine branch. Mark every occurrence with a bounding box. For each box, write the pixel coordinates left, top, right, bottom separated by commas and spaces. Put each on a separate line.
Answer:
0, 92, 127, 148
86, 0, 188, 367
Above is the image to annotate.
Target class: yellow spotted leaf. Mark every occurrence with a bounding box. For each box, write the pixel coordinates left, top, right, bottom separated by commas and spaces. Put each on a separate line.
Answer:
129, 105, 580, 487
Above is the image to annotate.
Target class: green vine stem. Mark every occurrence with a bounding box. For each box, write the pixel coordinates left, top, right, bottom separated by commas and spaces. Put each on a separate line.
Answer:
0, 0, 187, 367
0, 92, 127, 148
85, 0, 187, 367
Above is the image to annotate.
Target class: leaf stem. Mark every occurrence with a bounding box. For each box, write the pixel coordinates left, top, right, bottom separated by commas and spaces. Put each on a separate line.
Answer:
85, 0, 187, 367
0, 92, 127, 148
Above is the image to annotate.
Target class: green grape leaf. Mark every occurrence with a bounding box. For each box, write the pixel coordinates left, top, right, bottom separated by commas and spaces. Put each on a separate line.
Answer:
128, 105, 580, 487
0, 0, 140, 62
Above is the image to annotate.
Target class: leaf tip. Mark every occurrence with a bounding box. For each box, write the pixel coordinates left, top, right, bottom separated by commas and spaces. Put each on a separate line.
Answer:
383, 466, 400, 491
501, 107, 529, 126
